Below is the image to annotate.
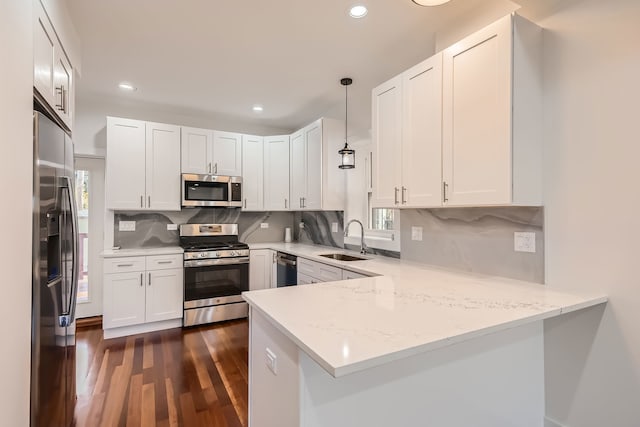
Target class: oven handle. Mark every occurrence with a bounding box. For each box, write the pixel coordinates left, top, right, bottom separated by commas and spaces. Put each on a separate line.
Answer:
184, 257, 250, 268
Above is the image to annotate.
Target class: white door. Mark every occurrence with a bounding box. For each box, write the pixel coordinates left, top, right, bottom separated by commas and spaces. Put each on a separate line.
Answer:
442, 15, 512, 206
249, 250, 272, 291
402, 53, 443, 208
103, 272, 146, 329
372, 75, 402, 208
304, 120, 322, 210
145, 269, 183, 323
213, 131, 242, 176
289, 130, 306, 210
106, 117, 146, 210
33, 3, 56, 111
242, 135, 264, 211
74, 157, 105, 319
146, 122, 181, 211
181, 127, 213, 174
264, 135, 290, 211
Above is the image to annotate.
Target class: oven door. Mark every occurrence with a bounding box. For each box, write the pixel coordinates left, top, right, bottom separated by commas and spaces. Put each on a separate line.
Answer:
183, 257, 249, 308
182, 173, 231, 207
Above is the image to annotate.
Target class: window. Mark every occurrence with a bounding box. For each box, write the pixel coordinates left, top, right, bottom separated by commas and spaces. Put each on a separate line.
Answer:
75, 169, 90, 303
370, 208, 395, 231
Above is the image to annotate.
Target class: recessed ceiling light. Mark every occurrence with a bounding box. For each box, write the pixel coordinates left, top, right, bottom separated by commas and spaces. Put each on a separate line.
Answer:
252, 105, 264, 113
349, 5, 368, 18
118, 82, 137, 91
411, 0, 451, 6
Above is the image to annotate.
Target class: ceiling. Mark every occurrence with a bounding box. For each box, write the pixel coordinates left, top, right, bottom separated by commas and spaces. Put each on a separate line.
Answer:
65, 0, 556, 134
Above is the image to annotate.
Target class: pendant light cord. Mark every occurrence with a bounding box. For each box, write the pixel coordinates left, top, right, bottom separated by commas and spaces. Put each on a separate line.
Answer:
344, 82, 348, 148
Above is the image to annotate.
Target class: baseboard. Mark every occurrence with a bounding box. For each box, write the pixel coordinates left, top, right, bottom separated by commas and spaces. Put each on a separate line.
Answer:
76, 315, 103, 329
103, 318, 182, 339
545, 416, 568, 427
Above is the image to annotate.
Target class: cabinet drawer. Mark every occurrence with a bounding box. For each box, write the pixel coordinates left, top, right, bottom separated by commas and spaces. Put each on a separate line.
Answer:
297, 272, 318, 285
104, 257, 145, 274
343, 270, 368, 280
298, 258, 320, 277
146, 254, 183, 271
297, 258, 343, 283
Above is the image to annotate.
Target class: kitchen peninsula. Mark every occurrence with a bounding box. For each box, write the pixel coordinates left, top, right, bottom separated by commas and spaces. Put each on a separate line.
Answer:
243, 243, 607, 427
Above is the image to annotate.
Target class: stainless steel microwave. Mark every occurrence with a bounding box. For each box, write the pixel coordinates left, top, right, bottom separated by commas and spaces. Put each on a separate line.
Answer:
181, 174, 242, 208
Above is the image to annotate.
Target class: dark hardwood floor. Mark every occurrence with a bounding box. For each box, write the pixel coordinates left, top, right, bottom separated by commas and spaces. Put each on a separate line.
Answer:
74, 320, 249, 427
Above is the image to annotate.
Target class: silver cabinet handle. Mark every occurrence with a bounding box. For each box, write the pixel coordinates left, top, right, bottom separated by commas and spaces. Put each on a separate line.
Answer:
394, 187, 399, 205
140, 195, 143, 208
302, 197, 306, 208
148, 272, 151, 286
148, 195, 151, 208
299, 198, 303, 208
157, 260, 172, 264
140, 273, 143, 287
214, 163, 218, 174
244, 198, 247, 209
62, 86, 67, 113
285, 198, 288, 209
443, 181, 449, 203
208, 162, 212, 174
117, 263, 134, 267
402, 187, 407, 204
55, 86, 64, 111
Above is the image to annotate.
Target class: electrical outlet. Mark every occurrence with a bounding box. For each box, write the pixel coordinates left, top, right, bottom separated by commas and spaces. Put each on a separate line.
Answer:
260, 222, 269, 229
331, 222, 338, 233
118, 221, 136, 232
411, 226, 423, 241
166, 223, 178, 231
299, 222, 305, 229
265, 348, 277, 375
514, 232, 536, 253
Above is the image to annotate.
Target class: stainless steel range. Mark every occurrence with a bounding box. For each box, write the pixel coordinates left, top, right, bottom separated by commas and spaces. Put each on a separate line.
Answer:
180, 223, 249, 326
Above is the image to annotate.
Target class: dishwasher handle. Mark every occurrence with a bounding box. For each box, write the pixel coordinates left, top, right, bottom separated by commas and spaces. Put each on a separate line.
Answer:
276, 256, 297, 267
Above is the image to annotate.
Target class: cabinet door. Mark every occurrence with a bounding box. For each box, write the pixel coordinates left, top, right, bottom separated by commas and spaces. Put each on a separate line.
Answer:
103, 272, 146, 329
33, 3, 56, 109
146, 269, 183, 323
304, 120, 322, 210
53, 48, 73, 129
249, 250, 272, 291
372, 75, 402, 208
289, 130, 306, 210
402, 54, 443, 208
242, 135, 264, 211
106, 117, 147, 210
181, 127, 213, 174
442, 15, 512, 206
146, 122, 181, 211
213, 131, 242, 176
264, 135, 290, 211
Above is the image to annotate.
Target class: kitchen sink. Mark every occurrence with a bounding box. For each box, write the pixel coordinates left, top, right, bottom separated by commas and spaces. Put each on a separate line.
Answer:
319, 253, 368, 262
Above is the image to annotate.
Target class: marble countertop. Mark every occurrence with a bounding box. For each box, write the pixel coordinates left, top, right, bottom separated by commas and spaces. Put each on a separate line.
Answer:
101, 246, 184, 258
244, 243, 607, 378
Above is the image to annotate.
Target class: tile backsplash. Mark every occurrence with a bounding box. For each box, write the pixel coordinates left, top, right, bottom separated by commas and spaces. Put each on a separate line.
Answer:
114, 209, 294, 248
293, 211, 344, 248
400, 207, 544, 283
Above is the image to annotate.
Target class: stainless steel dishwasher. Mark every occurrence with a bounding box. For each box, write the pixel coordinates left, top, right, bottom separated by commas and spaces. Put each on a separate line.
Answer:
276, 252, 297, 287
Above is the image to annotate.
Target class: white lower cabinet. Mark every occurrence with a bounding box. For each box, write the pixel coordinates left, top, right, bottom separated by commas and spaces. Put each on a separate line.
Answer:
342, 270, 367, 280
103, 254, 183, 338
250, 249, 274, 290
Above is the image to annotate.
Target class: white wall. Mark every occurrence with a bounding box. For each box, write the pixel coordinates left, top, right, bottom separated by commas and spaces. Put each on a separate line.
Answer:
0, 0, 33, 425
540, 0, 640, 425
74, 95, 293, 157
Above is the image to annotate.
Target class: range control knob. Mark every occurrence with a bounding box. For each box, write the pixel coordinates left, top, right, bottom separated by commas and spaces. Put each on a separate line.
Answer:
199, 253, 206, 258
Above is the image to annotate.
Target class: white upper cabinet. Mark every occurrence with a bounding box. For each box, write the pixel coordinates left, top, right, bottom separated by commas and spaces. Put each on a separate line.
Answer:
289, 118, 345, 211
242, 135, 264, 211
442, 14, 542, 206
33, 0, 74, 130
181, 127, 213, 175
213, 131, 243, 176
264, 135, 290, 211
106, 117, 181, 211
146, 122, 182, 211
372, 75, 402, 208
401, 54, 443, 207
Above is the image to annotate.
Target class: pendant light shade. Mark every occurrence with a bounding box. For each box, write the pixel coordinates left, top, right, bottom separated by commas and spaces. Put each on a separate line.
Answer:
339, 77, 355, 169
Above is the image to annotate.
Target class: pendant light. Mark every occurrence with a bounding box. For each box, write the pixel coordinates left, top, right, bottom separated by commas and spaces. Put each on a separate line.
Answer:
411, 0, 451, 6
338, 77, 355, 169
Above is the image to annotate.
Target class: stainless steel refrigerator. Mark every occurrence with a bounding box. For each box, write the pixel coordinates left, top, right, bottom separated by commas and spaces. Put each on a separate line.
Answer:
31, 111, 79, 427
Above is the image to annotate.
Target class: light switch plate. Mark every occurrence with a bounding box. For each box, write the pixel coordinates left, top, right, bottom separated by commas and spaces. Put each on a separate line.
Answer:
260, 223, 269, 229
411, 226, 423, 241
514, 232, 536, 253
166, 224, 178, 231
265, 348, 277, 375
118, 221, 136, 232
331, 222, 338, 233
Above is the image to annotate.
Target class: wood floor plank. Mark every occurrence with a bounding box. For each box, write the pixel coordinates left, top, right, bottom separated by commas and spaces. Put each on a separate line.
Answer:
75, 320, 249, 426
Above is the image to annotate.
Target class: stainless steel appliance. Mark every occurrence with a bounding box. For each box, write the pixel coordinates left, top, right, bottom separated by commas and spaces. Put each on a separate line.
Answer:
276, 252, 298, 287
180, 224, 250, 326
181, 173, 242, 208
31, 111, 79, 427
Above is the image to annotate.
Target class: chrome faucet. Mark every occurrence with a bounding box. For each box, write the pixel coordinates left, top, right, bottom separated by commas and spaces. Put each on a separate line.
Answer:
344, 219, 368, 255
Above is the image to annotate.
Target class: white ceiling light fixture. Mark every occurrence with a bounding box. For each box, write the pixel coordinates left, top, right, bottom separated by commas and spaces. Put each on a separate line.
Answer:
252, 105, 264, 113
349, 5, 368, 18
118, 82, 136, 91
411, 0, 451, 6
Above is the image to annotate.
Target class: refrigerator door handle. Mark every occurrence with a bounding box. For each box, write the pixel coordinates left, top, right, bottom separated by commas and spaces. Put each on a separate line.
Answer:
59, 176, 79, 328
